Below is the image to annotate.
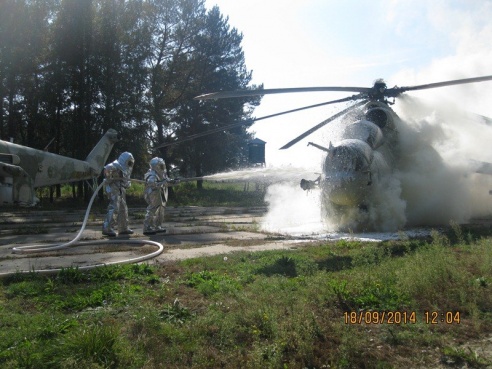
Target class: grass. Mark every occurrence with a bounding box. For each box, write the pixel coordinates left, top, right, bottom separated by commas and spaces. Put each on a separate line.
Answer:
170, 181, 266, 207
33, 181, 267, 210
0, 226, 491, 368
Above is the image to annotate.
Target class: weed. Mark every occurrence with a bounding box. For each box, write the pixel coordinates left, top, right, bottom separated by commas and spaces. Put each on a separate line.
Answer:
351, 245, 388, 267
441, 346, 491, 368
395, 242, 481, 312
57, 267, 86, 283
450, 220, 466, 244
2, 337, 38, 368
430, 229, 450, 247
474, 276, 488, 288
59, 321, 120, 368
329, 277, 409, 311
353, 280, 410, 310
335, 239, 362, 249
185, 270, 241, 296
5, 279, 47, 298
160, 298, 194, 325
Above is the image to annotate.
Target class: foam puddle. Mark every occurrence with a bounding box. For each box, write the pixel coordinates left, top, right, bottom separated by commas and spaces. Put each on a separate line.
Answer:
302, 228, 433, 242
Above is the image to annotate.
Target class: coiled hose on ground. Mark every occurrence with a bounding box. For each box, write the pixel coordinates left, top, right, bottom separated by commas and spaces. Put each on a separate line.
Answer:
2, 180, 165, 277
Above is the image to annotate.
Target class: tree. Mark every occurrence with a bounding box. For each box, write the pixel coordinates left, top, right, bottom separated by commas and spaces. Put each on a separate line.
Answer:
51, 0, 98, 198
0, 0, 263, 197
0, 0, 53, 144
140, 0, 205, 169
168, 5, 261, 186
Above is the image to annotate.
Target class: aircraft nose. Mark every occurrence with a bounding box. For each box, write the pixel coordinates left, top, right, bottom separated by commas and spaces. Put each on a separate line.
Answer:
321, 139, 375, 206
322, 171, 371, 206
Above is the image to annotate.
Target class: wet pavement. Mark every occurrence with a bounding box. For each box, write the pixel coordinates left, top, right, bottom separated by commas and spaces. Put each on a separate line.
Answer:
0, 206, 303, 276
2, 204, 477, 276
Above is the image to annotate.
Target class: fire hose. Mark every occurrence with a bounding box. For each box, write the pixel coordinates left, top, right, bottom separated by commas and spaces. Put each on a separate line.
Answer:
2, 177, 198, 277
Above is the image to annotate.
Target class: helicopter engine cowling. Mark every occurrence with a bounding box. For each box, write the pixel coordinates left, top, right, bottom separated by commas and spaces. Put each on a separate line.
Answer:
364, 103, 396, 132
342, 119, 384, 149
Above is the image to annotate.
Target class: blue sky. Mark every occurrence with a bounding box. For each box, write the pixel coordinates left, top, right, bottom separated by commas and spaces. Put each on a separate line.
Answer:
203, 0, 492, 166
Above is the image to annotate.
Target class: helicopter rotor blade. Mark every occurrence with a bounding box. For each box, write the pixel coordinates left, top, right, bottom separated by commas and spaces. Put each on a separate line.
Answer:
154, 121, 250, 149
155, 95, 362, 149
195, 86, 371, 100
280, 99, 368, 150
196, 75, 492, 100
386, 75, 492, 97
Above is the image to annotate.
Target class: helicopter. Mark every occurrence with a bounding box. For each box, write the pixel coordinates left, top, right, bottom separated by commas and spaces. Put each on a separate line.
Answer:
0, 129, 119, 206
194, 75, 492, 231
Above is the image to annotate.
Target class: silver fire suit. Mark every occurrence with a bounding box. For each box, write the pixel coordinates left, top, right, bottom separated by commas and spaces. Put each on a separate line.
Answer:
143, 157, 170, 235
102, 152, 134, 236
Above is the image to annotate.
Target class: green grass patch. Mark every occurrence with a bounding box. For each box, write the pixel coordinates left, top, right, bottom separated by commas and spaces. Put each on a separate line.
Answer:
170, 181, 266, 207
34, 181, 267, 209
1, 227, 492, 368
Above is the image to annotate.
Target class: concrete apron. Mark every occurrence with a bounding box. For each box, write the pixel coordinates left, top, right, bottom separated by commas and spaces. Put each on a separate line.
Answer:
0, 206, 301, 275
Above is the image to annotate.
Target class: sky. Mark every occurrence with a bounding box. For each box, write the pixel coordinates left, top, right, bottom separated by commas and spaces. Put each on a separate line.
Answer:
203, 0, 492, 168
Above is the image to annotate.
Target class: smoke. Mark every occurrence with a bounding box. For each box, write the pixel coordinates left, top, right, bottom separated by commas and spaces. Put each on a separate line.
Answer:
392, 0, 492, 225
365, 175, 407, 231
370, 1, 492, 229
253, 93, 492, 234
204, 1, 492, 234
394, 95, 492, 226
255, 1, 492, 233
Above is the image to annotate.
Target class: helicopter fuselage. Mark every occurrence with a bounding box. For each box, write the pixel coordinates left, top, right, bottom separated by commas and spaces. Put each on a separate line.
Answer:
304, 101, 399, 225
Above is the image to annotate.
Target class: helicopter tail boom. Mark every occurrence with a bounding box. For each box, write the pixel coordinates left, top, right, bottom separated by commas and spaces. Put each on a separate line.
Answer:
0, 129, 119, 206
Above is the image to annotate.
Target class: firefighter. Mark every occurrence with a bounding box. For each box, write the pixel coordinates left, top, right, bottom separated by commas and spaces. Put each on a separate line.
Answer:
102, 152, 134, 237
143, 157, 172, 235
